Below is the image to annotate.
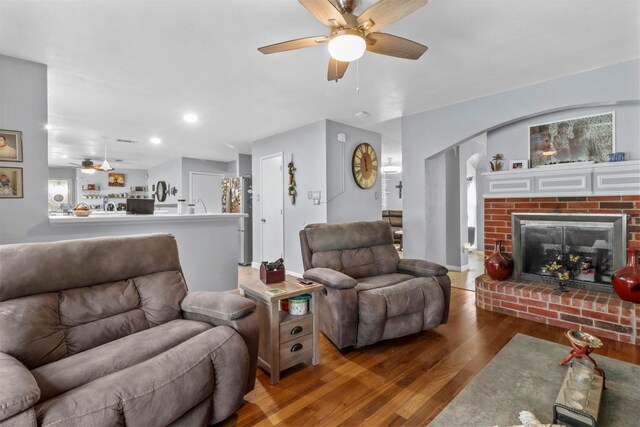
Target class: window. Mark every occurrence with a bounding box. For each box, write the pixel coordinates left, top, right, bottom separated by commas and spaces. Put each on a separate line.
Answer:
48, 179, 71, 211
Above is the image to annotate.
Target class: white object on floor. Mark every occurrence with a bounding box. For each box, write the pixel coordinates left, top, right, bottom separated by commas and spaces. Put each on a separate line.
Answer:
496, 410, 566, 427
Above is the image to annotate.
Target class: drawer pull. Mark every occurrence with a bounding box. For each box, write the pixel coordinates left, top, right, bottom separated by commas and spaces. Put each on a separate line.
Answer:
290, 326, 303, 335
290, 343, 303, 352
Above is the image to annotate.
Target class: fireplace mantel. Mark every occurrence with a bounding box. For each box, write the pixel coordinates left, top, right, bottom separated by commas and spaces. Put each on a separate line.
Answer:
482, 160, 640, 198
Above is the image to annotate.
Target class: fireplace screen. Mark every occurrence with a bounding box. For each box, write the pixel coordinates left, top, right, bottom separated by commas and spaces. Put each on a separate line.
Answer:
513, 214, 626, 292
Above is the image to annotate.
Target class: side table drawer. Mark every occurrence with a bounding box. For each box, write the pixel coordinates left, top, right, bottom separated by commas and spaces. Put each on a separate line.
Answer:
279, 314, 313, 344
280, 333, 313, 371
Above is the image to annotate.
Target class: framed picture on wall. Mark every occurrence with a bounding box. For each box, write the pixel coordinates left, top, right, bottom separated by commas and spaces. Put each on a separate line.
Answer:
0, 130, 23, 162
108, 172, 125, 187
509, 160, 529, 170
529, 112, 614, 168
0, 167, 24, 198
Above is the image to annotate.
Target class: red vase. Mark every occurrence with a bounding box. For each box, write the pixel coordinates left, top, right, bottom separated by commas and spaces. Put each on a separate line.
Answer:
612, 249, 640, 303
485, 240, 513, 281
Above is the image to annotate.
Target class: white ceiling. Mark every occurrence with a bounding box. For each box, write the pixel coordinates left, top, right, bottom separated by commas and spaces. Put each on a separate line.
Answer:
0, 0, 638, 169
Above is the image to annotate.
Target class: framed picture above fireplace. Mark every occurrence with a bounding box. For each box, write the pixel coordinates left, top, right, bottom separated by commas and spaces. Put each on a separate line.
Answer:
529, 112, 615, 168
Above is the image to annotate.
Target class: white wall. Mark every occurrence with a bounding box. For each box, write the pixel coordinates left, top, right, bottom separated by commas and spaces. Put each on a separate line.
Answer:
326, 120, 382, 224
402, 59, 640, 261
0, 55, 48, 244
252, 121, 328, 275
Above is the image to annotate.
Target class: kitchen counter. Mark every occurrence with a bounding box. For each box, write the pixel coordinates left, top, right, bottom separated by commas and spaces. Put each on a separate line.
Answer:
49, 212, 247, 226
44, 212, 248, 292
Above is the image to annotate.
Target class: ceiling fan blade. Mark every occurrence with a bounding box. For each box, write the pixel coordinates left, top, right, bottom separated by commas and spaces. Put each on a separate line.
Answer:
366, 32, 428, 60
358, 0, 428, 33
299, 0, 347, 27
327, 57, 349, 81
258, 36, 328, 54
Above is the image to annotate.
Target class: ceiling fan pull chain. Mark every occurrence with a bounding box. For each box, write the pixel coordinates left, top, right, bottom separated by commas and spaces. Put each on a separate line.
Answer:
356, 60, 360, 94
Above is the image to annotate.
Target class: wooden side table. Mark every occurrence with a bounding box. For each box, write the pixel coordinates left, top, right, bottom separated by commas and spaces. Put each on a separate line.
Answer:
239, 275, 323, 384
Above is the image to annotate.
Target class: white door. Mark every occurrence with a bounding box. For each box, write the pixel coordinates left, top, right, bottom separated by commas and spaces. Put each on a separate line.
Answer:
190, 172, 224, 213
260, 153, 284, 262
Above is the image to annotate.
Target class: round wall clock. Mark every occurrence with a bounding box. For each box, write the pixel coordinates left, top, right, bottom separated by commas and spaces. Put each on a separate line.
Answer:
352, 142, 378, 189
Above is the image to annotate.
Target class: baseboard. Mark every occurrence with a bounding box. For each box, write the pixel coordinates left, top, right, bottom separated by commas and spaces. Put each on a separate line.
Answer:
286, 270, 303, 278
446, 264, 469, 272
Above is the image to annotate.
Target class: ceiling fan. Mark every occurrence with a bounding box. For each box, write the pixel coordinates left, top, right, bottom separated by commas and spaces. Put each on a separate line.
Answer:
258, 0, 429, 81
69, 158, 102, 174
69, 137, 115, 173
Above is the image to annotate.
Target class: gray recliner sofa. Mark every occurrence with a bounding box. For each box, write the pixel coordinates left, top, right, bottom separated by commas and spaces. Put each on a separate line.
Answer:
0, 234, 258, 427
300, 221, 451, 349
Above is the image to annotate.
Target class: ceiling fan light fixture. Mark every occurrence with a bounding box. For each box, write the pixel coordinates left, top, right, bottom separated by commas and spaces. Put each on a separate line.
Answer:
81, 167, 96, 174
328, 29, 366, 62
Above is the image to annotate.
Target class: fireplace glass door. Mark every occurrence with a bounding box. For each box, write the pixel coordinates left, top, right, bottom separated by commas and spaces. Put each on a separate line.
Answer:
513, 214, 625, 293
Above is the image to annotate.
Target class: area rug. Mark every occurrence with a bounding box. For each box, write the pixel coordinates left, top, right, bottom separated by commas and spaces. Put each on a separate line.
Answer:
429, 333, 640, 426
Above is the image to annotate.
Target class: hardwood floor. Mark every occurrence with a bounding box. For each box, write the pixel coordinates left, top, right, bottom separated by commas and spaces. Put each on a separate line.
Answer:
225, 267, 639, 427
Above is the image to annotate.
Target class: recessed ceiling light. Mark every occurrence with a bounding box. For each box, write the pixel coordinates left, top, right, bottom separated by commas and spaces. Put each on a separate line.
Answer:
355, 111, 369, 119
183, 113, 198, 123
150, 137, 162, 144
225, 143, 236, 149
45, 124, 53, 130
61, 154, 69, 159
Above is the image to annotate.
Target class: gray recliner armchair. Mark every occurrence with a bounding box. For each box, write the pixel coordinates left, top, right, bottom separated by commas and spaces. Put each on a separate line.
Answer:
300, 221, 451, 349
0, 234, 258, 427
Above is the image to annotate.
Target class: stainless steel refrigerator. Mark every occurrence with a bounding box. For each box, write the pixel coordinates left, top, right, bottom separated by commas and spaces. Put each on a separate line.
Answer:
221, 177, 252, 265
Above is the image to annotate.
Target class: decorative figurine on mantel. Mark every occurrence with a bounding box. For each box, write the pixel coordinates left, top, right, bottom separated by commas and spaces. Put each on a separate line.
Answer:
490, 153, 504, 171
545, 253, 581, 295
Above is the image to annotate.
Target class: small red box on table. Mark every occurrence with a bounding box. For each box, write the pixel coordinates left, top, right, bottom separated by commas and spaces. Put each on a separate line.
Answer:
260, 264, 285, 284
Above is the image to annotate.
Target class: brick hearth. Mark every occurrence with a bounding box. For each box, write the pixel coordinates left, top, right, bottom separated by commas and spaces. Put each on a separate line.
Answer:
476, 275, 639, 344
477, 194, 640, 344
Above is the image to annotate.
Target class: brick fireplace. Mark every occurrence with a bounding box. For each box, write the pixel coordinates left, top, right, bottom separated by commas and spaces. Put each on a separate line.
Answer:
477, 195, 640, 344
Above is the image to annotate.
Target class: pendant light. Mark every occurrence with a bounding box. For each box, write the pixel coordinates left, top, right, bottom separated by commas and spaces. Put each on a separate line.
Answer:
100, 137, 114, 171
381, 157, 401, 174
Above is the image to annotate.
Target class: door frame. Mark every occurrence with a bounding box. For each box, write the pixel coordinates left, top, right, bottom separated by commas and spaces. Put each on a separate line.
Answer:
189, 172, 224, 210
259, 152, 284, 262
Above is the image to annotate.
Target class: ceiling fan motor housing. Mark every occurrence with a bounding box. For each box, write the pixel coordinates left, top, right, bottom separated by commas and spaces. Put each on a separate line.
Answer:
334, 0, 360, 14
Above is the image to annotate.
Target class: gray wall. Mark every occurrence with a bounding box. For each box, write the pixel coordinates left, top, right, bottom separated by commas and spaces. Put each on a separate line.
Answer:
252, 121, 328, 275
488, 104, 640, 163
326, 120, 382, 224
402, 59, 640, 261
181, 157, 230, 203
237, 153, 252, 176
147, 158, 182, 208
424, 153, 447, 265
0, 55, 48, 244
251, 120, 382, 275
